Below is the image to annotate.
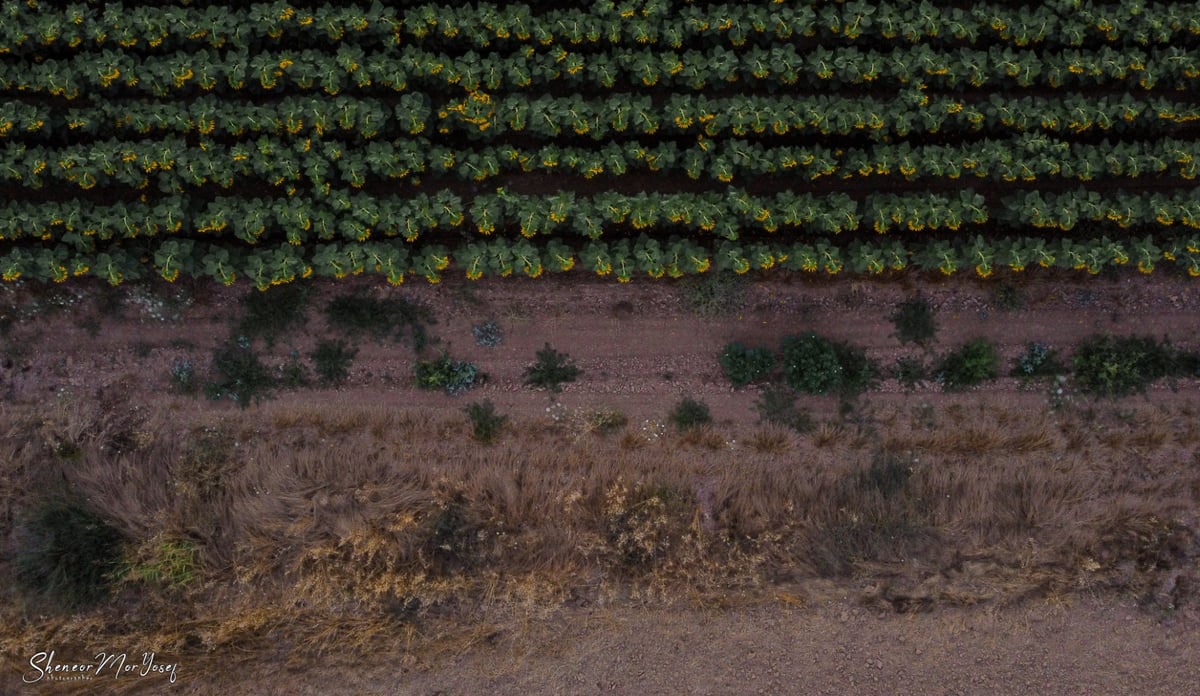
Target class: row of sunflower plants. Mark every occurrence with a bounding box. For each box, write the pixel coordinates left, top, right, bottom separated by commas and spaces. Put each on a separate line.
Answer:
1, 233, 1196, 289
6, 188, 1200, 255
3, 42, 1197, 99
2, 1, 1196, 56
5, 131, 1196, 194
5, 89, 1196, 147
440, 89, 1200, 141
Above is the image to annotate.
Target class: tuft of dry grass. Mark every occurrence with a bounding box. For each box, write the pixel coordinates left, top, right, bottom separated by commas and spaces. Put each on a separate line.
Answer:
745, 427, 792, 454
810, 422, 848, 448
676, 425, 727, 450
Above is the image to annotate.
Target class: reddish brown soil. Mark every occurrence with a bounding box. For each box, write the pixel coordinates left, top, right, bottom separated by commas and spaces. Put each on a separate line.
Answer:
183, 599, 1200, 696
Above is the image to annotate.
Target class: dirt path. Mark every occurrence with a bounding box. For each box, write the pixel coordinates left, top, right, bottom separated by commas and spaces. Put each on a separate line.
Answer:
171, 599, 1199, 696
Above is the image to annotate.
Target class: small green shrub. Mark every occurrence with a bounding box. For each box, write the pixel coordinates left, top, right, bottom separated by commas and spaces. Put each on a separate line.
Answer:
991, 280, 1025, 311
415, 354, 480, 395
781, 333, 878, 396
1072, 334, 1185, 398
205, 340, 274, 408
464, 400, 507, 443
754, 384, 814, 433
1011, 342, 1067, 379
669, 397, 712, 430
718, 342, 775, 387
585, 407, 628, 434
325, 292, 435, 349
235, 284, 311, 348
890, 296, 937, 346
524, 343, 582, 392
936, 338, 1000, 390
893, 356, 928, 391
132, 341, 155, 359
680, 271, 745, 317
311, 339, 358, 385
472, 319, 504, 348
15, 497, 126, 608
279, 351, 310, 389
832, 342, 879, 396
169, 357, 196, 394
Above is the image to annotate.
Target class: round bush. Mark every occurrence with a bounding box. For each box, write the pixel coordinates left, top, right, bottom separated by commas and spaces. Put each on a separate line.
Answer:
781, 333, 844, 395
669, 397, 712, 430
718, 342, 775, 387
937, 338, 1000, 390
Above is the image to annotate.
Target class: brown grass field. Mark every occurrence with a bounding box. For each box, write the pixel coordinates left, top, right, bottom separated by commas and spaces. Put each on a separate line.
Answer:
1, 272, 1198, 694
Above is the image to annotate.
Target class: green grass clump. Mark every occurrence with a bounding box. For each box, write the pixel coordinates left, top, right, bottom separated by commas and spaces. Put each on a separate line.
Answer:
893, 356, 928, 391
754, 384, 814, 433
524, 343, 583, 393
119, 538, 200, 591
235, 284, 311, 348
311, 339, 358, 385
325, 292, 435, 349
890, 296, 937, 346
205, 340, 274, 408
464, 400, 507, 443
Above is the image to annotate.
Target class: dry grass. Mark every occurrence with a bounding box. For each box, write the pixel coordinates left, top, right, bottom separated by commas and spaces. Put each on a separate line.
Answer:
2, 396, 1199, 681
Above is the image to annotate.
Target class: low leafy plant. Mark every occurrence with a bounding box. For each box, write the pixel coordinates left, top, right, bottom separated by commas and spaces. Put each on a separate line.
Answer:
472, 319, 504, 348
415, 354, 480, 395
311, 339, 358, 385
325, 292, 435, 349
235, 284, 311, 348
464, 400, 507, 443
1072, 334, 1185, 398
1011, 342, 1067, 379
719, 342, 775, 387
890, 296, 937, 346
936, 338, 1000, 390
781, 333, 878, 396
524, 343, 582, 392
669, 397, 712, 430
754, 384, 814, 433
205, 340, 274, 408
15, 496, 126, 608
679, 271, 745, 317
